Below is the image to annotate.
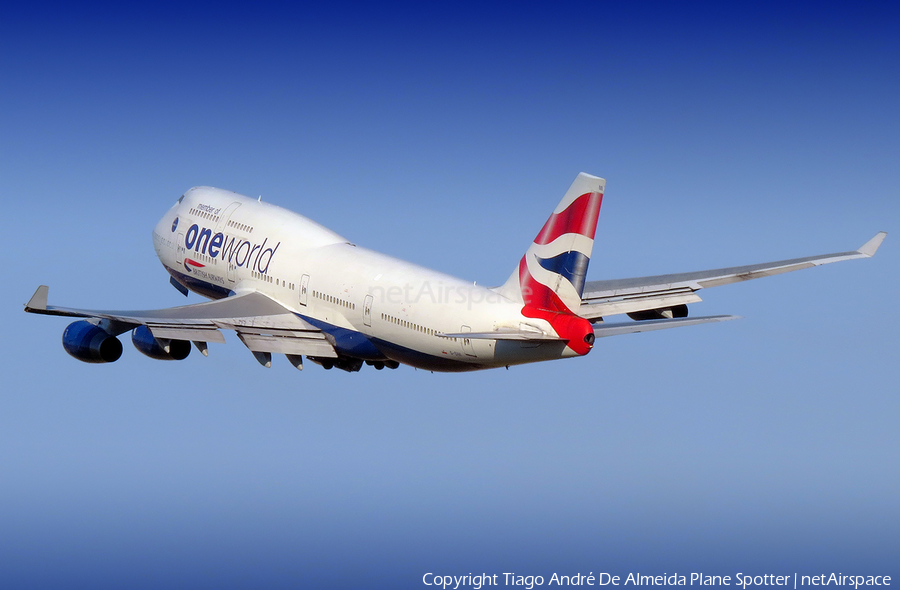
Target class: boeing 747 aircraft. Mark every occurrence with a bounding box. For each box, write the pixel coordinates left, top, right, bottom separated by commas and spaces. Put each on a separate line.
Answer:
25, 174, 885, 372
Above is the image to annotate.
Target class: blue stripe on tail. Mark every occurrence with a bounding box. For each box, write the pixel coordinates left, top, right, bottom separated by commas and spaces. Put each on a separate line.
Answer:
537, 250, 591, 296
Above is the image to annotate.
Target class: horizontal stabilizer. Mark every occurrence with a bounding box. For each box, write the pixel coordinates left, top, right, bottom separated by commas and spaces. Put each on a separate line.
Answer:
440, 329, 564, 342
593, 315, 739, 338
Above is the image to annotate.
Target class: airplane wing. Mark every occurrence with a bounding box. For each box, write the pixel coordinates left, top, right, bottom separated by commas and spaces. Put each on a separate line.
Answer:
579, 232, 886, 321
24, 286, 337, 364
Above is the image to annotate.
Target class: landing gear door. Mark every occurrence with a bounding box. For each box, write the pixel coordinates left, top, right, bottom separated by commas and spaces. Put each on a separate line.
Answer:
299, 274, 310, 306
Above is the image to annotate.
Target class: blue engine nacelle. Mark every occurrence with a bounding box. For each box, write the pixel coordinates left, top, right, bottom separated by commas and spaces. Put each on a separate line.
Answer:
131, 325, 191, 360
62, 320, 123, 363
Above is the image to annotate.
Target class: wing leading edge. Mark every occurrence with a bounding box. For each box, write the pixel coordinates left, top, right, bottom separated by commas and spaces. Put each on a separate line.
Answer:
579, 232, 886, 321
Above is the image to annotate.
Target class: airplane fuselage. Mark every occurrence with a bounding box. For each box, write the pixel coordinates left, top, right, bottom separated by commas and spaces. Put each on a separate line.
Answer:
153, 187, 580, 371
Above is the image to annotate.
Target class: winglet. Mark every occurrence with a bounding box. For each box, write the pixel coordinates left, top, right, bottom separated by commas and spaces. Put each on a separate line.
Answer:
857, 232, 887, 257
25, 285, 49, 312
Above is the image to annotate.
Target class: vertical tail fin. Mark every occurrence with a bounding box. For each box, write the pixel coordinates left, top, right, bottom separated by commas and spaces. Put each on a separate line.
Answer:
496, 173, 605, 312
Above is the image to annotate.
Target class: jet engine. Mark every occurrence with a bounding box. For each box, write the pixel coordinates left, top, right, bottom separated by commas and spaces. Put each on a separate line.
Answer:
131, 325, 191, 360
62, 320, 123, 363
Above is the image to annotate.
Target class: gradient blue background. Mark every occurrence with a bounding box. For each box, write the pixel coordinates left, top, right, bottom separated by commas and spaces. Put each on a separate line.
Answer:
1, 2, 897, 588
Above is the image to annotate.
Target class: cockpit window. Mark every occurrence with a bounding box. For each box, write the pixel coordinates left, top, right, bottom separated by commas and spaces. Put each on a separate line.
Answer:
176, 195, 185, 205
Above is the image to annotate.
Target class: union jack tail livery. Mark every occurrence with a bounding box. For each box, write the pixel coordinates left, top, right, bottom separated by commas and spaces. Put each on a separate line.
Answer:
498, 172, 605, 313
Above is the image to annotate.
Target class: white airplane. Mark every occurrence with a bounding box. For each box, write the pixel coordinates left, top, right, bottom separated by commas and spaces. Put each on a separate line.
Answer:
25, 173, 885, 372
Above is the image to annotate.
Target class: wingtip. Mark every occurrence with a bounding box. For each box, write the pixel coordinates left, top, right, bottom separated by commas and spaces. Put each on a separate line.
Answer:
25, 285, 49, 311
857, 231, 887, 257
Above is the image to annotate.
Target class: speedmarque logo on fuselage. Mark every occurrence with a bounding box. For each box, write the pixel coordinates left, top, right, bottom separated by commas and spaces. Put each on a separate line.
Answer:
183, 223, 280, 273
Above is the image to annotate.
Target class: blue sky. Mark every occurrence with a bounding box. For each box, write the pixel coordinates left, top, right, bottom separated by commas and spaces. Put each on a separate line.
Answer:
1, 2, 898, 588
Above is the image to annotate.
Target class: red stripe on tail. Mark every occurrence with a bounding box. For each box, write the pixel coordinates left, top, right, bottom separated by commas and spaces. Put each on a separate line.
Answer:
533, 192, 603, 245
